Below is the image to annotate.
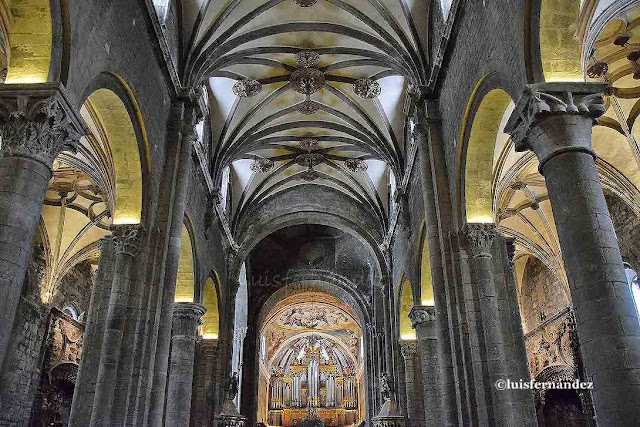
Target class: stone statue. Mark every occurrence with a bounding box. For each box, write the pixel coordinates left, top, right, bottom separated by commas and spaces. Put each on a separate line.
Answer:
380, 372, 392, 401
228, 372, 239, 400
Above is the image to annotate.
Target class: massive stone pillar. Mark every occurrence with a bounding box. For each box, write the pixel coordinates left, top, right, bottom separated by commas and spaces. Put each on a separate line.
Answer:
0, 84, 83, 369
69, 236, 116, 426
400, 341, 424, 427
165, 302, 206, 427
147, 98, 201, 427
409, 305, 443, 425
89, 224, 145, 427
412, 94, 458, 426
505, 82, 640, 425
461, 224, 513, 426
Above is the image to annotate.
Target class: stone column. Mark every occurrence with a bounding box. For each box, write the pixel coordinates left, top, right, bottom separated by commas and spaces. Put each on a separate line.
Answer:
148, 98, 201, 427
0, 83, 84, 368
90, 224, 145, 427
400, 341, 424, 427
69, 236, 116, 426
165, 302, 206, 427
409, 305, 443, 425
412, 97, 459, 426
461, 223, 512, 426
505, 82, 640, 425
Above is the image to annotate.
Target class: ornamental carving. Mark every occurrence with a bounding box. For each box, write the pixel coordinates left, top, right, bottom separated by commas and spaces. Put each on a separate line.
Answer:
173, 302, 207, 323
111, 224, 145, 256
251, 157, 275, 173
295, 50, 320, 67
505, 83, 607, 153
344, 158, 368, 172
524, 308, 575, 379
461, 223, 497, 256
353, 78, 381, 99
295, 152, 325, 168
46, 310, 84, 373
0, 87, 84, 169
291, 68, 326, 95
408, 305, 435, 328
232, 79, 262, 98
399, 341, 418, 358
276, 303, 351, 330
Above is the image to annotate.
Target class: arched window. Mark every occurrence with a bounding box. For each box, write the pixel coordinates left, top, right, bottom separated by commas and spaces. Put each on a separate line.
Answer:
624, 264, 640, 319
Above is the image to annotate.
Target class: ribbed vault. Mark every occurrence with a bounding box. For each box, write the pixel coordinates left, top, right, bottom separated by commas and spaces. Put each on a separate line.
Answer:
177, 0, 429, 231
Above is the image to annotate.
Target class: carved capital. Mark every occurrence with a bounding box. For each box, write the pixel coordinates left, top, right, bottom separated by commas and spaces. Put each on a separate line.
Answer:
111, 224, 145, 257
462, 223, 497, 257
173, 302, 207, 324
409, 305, 435, 328
399, 340, 418, 358
0, 84, 86, 170
505, 83, 607, 171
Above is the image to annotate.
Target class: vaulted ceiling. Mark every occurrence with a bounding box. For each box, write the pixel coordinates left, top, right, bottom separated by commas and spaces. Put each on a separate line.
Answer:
174, 0, 430, 229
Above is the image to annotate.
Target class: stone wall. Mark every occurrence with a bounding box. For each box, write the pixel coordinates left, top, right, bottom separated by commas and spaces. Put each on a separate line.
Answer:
519, 257, 570, 334
605, 193, 640, 271
50, 261, 94, 318
190, 339, 220, 427
0, 298, 49, 427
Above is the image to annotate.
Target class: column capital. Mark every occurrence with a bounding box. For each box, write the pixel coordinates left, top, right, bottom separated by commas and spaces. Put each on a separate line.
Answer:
111, 224, 145, 256
461, 223, 497, 257
399, 340, 418, 358
0, 83, 86, 170
173, 302, 207, 324
505, 82, 607, 171
408, 305, 435, 328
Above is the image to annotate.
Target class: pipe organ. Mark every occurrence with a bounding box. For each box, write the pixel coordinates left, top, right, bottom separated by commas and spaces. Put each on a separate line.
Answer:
267, 357, 358, 426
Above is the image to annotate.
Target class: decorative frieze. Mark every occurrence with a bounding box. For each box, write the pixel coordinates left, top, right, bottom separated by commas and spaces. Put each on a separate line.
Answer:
111, 224, 145, 257
408, 305, 435, 328
0, 83, 85, 169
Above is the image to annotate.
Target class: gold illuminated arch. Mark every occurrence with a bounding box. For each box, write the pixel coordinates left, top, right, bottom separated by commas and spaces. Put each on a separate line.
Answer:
175, 223, 196, 303
539, 0, 583, 82
399, 277, 416, 341
461, 88, 512, 223
86, 88, 143, 224
5, 0, 52, 83
201, 274, 220, 339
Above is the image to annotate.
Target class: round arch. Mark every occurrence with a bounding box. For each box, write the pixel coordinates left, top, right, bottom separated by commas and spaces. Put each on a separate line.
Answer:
235, 210, 387, 286
529, 0, 584, 83
397, 276, 415, 341
80, 73, 150, 225
201, 272, 221, 339
175, 217, 198, 303
458, 77, 513, 225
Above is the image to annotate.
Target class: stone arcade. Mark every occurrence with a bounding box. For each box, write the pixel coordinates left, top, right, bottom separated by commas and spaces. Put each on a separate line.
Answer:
1, 1, 640, 427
